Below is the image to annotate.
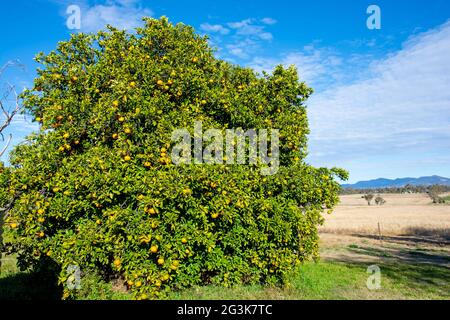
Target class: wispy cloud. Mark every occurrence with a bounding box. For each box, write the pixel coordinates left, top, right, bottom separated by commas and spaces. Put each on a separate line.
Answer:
200, 23, 230, 35
261, 17, 277, 25
306, 20, 450, 179
200, 17, 277, 60
65, 0, 153, 32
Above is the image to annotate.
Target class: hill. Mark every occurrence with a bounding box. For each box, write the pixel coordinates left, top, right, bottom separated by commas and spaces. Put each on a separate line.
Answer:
342, 175, 450, 189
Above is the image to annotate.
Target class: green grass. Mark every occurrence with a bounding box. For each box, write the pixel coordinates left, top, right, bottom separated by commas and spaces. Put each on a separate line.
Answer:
1, 254, 448, 300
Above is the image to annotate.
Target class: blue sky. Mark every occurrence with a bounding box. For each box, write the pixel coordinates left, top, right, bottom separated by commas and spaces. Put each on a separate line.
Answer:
1, 0, 450, 183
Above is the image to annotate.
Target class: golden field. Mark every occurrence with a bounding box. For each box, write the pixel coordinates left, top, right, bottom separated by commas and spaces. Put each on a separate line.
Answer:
320, 193, 450, 237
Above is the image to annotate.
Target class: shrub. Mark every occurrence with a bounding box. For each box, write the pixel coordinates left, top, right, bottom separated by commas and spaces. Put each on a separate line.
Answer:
374, 196, 386, 206
362, 194, 374, 206
1, 17, 347, 299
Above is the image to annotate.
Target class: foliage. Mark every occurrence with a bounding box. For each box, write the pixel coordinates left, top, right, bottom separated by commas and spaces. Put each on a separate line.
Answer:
1, 17, 347, 299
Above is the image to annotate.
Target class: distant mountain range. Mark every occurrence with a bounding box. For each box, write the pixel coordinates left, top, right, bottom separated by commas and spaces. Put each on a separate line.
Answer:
342, 175, 450, 189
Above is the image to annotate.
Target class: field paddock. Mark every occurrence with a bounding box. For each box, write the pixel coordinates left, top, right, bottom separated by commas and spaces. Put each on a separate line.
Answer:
318, 193, 449, 299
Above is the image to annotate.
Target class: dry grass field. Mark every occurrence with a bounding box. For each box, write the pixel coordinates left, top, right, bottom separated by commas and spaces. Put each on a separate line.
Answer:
320, 193, 450, 237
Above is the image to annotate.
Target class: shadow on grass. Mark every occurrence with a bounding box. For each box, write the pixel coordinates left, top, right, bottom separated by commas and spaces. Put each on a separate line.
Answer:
352, 233, 450, 247
328, 243, 450, 298
0, 271, 62, 300
345, 243, 450, 266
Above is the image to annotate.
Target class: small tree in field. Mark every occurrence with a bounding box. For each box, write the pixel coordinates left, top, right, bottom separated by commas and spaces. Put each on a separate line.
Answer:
362, 194, 374, 206
374, 196, 386, 206
0, 61, 23, 270
1, 17, 347, 299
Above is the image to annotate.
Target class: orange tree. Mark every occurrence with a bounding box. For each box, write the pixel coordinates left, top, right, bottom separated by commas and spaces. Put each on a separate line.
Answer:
2, 17, 347, 299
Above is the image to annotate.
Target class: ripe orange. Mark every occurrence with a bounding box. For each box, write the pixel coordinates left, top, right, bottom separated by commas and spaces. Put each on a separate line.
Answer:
37, 208, 45, 215
112, 133, 119, 139
144, 161, 151, 167
96, 219, 101, 225
181, 238, 188, 244
211, 213, 219, 219
38, 232, 45, 238
38, 217, 45, 223
135, 281, 142, 287
124, 155, 131, 161
157, 257, 165, 265
113, 259, 121, 267
157, 80, 164, 86
124, 128, 132, 134
150, 245, 158, 253
129, 81, 136, 88
112, 100, 119, 107
118, 116, 125, 122
10, 223, 18, 229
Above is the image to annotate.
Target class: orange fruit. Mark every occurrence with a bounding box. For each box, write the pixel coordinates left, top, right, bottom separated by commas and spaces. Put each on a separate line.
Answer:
157, 258, 165, 265
150, 245, 158, 253
124, 155, 131, 161
181, 238, 188, 244
211, 213, 219, 219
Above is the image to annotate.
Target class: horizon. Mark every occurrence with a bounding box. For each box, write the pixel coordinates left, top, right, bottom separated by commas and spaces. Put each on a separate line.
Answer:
1, 0, 450, 183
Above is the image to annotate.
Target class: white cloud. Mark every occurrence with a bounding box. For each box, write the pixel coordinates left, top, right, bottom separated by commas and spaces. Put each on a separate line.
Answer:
200, 18, 276, 60
200, 23, 230, 35
227, 19, 273, 41
306, 20, 450, 174
79, 0, 153, 32
248, 47, 344, 89
261, 17, 277, 25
